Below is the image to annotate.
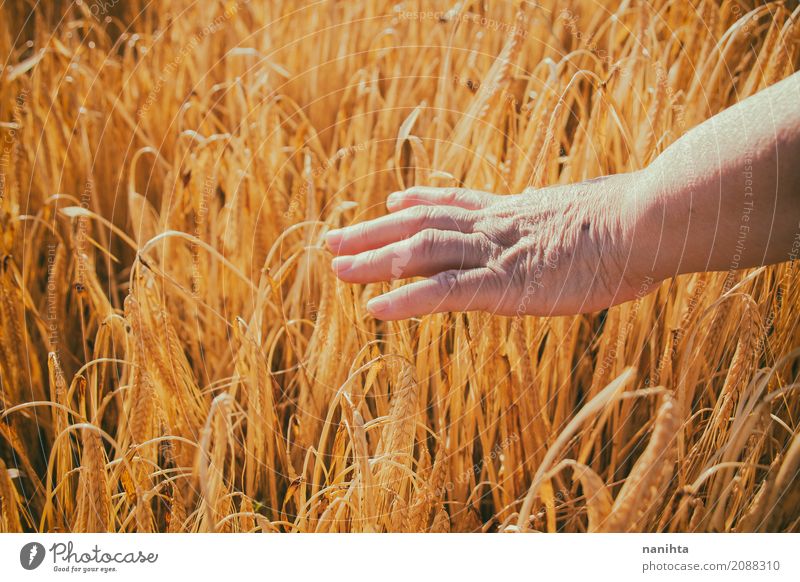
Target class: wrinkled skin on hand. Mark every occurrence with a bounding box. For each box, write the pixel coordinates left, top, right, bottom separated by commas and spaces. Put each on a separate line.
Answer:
326, 172, 656, 321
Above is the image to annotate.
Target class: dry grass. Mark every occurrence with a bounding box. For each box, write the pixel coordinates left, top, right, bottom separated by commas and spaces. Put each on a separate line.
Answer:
1, 0, 799, 533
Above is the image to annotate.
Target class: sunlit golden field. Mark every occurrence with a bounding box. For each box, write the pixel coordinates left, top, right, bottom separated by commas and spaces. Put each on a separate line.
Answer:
0, 0, 799, 532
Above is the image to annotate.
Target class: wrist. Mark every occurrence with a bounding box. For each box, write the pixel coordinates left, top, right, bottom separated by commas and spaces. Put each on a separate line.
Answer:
622, 165, 684, 285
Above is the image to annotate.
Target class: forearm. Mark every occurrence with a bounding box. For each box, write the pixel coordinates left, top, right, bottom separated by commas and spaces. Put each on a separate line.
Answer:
634, 71, 800, 281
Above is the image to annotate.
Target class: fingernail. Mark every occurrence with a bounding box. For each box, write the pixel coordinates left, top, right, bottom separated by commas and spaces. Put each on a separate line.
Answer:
366, 296, 389, 315
326, 229, 343, 250
386, 192, 401, 210
332, 256, 353, 275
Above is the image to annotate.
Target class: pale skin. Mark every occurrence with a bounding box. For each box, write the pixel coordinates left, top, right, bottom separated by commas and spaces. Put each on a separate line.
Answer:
326, 71, 800, 321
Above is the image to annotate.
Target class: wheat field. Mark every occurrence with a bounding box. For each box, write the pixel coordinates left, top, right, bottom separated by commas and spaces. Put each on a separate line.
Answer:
0, 0, 799, 533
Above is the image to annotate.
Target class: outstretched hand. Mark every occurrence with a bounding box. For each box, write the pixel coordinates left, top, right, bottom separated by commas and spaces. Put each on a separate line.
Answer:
326, 173, 655, 320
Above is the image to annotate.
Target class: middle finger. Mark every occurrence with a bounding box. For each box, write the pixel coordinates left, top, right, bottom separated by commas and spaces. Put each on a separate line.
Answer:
326, 206, 474, 255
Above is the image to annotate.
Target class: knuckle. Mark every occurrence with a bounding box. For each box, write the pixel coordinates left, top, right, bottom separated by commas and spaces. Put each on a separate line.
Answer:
411, 229, 440, 255
470, 231, 497, 261
433, 270, 460, 294
442, 189, 460, 205
453, 208, 477, 231
363, 249, 380, 267
474, 211, 518, 248
408, 205, 434, 230
355, 221, 372, 241
398, 284, 414, 306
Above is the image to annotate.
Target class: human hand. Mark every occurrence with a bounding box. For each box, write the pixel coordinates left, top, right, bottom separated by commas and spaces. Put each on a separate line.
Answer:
326, 172, 657, 321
